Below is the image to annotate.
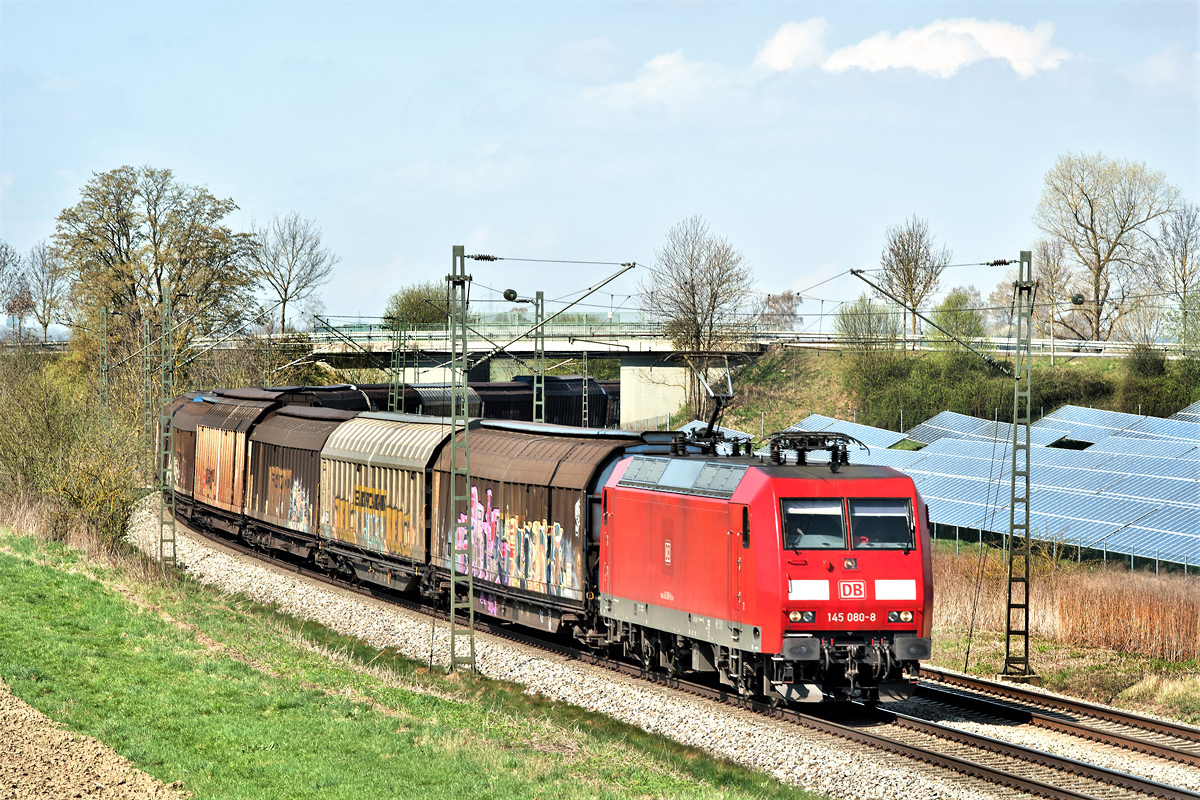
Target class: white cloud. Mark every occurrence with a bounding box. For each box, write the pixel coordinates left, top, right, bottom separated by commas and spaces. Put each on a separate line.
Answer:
1120, 43, 1198, 86
562, 16, 1070, 125
822, 19, 1070, 78
577, 51, 738, 118
755, 19, 829, 72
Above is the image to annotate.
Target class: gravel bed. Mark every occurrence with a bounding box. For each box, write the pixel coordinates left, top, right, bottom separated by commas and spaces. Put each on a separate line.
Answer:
923, 665, 1200, 734
888, 697, 1200, 791
0, 678, 184, 800
127, 506, 1017, 800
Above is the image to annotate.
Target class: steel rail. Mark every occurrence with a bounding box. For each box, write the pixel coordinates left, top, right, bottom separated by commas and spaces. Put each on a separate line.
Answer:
873, 707, 1197, 800
920, 667, 1200, 745
174, 518, 1198, 800
915, 684, 1200, 767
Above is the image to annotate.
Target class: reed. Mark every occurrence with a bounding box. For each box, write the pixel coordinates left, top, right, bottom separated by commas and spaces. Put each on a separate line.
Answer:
933, 544, 1200, 663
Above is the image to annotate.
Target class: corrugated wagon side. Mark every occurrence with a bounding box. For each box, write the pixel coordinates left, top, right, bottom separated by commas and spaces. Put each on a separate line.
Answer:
317, 413, 454, 591
431, 428, 633, 631
192, 398, 275, 531
244, 406, 358, 556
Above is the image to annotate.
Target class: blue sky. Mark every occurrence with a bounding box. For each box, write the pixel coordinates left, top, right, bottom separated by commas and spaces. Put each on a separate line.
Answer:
2, 1, 1196, 326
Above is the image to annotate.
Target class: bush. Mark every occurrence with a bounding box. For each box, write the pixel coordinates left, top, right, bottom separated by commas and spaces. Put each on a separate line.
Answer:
1113, 349, 1200, 417
841, 350, 1122, 431
0, 350, 141, 549
1126, 343, 1167, 379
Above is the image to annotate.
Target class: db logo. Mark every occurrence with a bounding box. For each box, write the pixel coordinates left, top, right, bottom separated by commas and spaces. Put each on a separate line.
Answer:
664, 539, 672, 565
839, 580, 866, 600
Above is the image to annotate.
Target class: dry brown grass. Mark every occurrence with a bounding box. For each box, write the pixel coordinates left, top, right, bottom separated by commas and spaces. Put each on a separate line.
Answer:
0, 494, 172, 586
934, 543, 1200, 663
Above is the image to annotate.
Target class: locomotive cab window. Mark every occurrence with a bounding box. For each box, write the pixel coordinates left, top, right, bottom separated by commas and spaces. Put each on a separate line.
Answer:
780, 499, 846, 550
849, 499, 913, 550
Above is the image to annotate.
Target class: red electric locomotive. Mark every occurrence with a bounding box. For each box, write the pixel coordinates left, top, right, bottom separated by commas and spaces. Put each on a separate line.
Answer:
597, 432, 932, 703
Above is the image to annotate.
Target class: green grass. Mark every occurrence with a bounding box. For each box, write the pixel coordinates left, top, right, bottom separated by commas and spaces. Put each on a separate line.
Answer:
0, 532, 824, 800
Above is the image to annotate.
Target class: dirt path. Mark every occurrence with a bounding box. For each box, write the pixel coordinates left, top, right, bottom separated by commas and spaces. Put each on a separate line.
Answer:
0, 678, 184, 800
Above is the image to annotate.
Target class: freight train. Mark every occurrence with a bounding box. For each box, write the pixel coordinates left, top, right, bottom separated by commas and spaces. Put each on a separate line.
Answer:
168, 389, 932, 703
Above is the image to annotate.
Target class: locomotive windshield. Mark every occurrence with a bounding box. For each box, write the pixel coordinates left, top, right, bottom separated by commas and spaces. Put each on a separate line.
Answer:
849, 498, 913, 549
780, 499, 846, 550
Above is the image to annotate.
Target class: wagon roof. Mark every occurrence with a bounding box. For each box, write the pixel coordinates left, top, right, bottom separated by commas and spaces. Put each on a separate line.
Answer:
434, 428, 634, 490
196, 398, 275, 433
171, 396, 213, 432
250, 411, 348, 451
320, 415, 455, 470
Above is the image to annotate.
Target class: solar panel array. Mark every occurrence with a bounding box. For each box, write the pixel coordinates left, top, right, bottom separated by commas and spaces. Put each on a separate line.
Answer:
850, 408, 1200, 564
906, 410, 1068, 447
1171, 400, 1200, 425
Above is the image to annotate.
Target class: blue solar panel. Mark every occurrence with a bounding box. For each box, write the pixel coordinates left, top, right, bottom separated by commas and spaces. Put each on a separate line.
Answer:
747, 410, 1200, 565
782, 414, 837, 433
906, 411, 1066, 447
905, 411, 990, 444
1033, 405, 1142, 443
1170, 400, 1200, 425
866, 426, 1200, 567
820, 420, 907, 449
1117, 416, 1200, 443
852, 449, 928, 469
1086, 435, 1199, 459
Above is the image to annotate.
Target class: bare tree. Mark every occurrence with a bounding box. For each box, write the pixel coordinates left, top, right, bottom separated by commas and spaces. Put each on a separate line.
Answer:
877, 215, 951, 349
1034, 152, 1179, 341
0, 241, 21, 308
1114, 302, 1165, 345
1030, 237, 1085, 362
836, 293, 900, 353
639, 215, 756, 414
4, 274, 34, 345
26, 241, 67, 343
1146, 202, 1200, 348
759, 290, 802, 330
249, 212, 339, 331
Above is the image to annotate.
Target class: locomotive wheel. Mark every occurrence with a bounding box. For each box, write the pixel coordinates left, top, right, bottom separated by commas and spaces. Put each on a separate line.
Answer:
639, 634, 656, 671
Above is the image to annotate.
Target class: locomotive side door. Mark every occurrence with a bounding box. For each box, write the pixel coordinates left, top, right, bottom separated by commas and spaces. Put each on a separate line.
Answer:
728, 504, 748, 631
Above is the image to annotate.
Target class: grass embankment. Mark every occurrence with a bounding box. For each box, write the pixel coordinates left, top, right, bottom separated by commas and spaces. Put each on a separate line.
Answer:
722, 350, 853, 438
0, 529, 821, 800
929, 541, 1200, 722
722, 348, 1199, 436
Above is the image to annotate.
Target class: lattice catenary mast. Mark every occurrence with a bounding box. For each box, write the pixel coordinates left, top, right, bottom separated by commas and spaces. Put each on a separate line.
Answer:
157, 287, 177, 567
1002, 250, 1038, 683
533, 290, 545, 423
447, 246, 476, 672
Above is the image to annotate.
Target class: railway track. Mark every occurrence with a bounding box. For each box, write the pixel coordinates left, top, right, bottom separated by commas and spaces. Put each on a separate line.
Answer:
175, 519, 1199, 800
917, 668, 1200, 767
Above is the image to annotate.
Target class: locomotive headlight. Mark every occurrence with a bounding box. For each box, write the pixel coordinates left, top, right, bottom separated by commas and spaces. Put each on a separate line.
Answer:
900, 610, 913, 622
889, 610, 914, 623
789, 611, 802, 623
790, 610, 816, 624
